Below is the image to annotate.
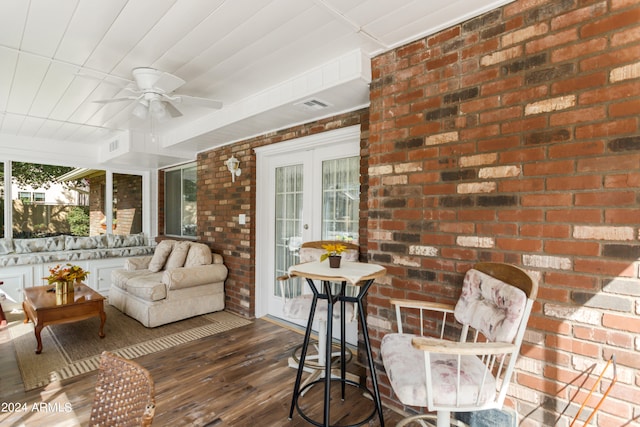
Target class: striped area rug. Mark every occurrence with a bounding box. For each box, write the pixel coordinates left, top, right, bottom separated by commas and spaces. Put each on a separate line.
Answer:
8, 305, 252, 391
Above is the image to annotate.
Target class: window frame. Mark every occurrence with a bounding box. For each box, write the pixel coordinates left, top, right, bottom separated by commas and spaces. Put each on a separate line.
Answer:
163, 161, 197, 239
1, 161, 150, 240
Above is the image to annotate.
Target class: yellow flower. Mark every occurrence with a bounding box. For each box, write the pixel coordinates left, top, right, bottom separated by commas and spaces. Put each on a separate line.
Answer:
320, 243, 347, 262
44, 263, 89, 285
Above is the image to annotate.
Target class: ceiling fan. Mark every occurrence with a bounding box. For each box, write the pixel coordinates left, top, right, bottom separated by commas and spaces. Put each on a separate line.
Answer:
93, 67, 222, 120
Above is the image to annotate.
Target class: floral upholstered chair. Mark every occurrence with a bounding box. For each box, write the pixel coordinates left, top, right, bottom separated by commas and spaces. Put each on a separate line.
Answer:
381, 262, 538, 427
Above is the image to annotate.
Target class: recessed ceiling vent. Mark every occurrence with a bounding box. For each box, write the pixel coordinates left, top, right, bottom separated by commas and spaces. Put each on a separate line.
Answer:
294, 98, 332, 111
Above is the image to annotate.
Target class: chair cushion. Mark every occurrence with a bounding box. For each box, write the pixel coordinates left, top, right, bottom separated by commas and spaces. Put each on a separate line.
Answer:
381, 333, 496, 408
454, 268, 527, 343
283, 294, 356, 322
148, 240, 175, 272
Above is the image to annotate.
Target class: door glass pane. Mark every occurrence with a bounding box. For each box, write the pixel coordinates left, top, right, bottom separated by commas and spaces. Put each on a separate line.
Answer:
322, 156, 359, 243
274, 164, 303, 298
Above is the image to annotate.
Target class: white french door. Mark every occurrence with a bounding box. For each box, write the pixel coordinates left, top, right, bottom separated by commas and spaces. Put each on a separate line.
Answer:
255, 126, 361, 344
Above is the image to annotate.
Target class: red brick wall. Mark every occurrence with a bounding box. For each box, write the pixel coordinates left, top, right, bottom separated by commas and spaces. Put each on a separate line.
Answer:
113, 173, 142, 235
89, 174, 142, 236
197, 109, 369, 318
367, 1, 639, 425
89, 175, 105, 236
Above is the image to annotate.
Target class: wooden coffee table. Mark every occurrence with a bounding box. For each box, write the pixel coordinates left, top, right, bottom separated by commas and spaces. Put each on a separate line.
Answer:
22, 283, 106, 354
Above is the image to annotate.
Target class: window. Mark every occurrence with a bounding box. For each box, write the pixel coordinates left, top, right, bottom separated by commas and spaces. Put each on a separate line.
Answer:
9, 162, 89, 238
165, 163, 197, 238
18, 191, 31, 202
0, 161, 146, 239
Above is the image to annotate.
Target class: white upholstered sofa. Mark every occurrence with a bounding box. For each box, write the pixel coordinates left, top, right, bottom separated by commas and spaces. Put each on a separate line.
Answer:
109, 239, 227, 327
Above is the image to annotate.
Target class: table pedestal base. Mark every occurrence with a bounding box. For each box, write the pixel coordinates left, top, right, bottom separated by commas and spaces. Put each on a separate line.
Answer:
288, 276, 385, 427
294, 378, 377, 427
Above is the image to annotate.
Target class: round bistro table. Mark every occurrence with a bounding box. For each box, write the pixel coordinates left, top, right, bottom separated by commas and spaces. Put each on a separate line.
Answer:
286, 260, 386, 427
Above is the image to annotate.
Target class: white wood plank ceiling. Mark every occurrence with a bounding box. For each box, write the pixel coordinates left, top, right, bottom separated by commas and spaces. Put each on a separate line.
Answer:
0, 0, 513, 168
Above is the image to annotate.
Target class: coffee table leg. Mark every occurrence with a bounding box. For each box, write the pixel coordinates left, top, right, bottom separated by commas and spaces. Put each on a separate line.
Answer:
0, 281, 5, 327
0, 303, 6, 328
98, 309, 106, 338
34, 323, 44, 354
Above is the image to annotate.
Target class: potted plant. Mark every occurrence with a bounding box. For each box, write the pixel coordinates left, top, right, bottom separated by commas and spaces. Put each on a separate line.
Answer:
45, 263, 89, 294
320, 242, 347, 268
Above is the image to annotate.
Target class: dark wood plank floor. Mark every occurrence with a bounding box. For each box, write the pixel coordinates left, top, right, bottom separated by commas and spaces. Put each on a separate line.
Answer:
0, 307, 405, 426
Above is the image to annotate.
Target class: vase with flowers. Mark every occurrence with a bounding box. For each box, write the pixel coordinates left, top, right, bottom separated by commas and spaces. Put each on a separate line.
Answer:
45, 263, 89, 295
320, 242, 347, 268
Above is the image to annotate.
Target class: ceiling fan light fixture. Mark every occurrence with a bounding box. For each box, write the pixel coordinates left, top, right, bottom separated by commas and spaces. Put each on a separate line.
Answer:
149, 98, 167, 119
132, 101, 148, 119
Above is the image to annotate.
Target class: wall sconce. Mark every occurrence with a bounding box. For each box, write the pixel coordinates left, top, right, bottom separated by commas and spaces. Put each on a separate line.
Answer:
225, 155, 241, 182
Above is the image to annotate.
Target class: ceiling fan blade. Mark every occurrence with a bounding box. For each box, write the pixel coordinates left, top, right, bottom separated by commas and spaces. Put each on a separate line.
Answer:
133, 68, 185, 93
164, 101, 183, 118
171, 94, 222, 109
75, 72, 134, 88
154, 72, 185, 93
93, 96, 138, 104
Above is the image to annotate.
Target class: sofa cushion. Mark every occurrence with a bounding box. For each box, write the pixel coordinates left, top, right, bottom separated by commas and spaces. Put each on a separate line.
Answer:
124, 272, 166, 301
164, 241, 191, 270
14, 236, 65, 253
111, 269, 152, 290
149, 240, 175, 272
65, 235, 107, 250
184, 243, 212, 267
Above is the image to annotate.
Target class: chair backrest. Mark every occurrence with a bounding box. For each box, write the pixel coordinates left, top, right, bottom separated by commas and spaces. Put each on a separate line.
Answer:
278, 240, 360, 301
89, 351, 156, 427
454, 262, 536, 344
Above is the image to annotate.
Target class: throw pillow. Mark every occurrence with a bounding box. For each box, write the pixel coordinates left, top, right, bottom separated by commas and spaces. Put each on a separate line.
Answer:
0, 238, 14, 254
148, 240, 176, 272
14, 236, 65, 253
65, 235, 107, 250
184, 242, 212, 267
164, 241, 191, 270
